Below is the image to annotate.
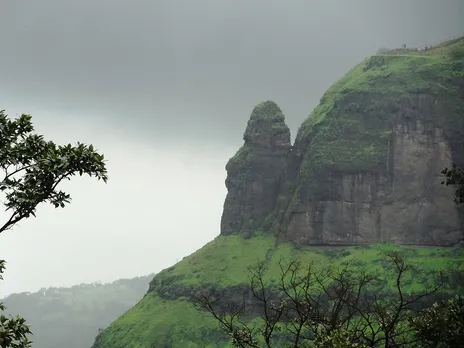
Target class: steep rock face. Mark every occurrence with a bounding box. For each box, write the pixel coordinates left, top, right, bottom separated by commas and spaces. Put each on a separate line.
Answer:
220, 101, 291, 236
222, 40, 464, 246
283, 94, 462, 246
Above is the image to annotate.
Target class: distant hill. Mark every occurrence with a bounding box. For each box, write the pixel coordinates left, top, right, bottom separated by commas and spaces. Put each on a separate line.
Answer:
2, 273, 155, 348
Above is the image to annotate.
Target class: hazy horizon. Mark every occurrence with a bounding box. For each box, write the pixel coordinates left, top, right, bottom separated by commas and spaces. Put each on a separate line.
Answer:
1, 0, 463, 297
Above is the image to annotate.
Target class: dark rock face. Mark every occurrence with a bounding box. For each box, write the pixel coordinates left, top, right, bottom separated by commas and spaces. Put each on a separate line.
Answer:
220, 101, 291, 236
280, 93, 464, 246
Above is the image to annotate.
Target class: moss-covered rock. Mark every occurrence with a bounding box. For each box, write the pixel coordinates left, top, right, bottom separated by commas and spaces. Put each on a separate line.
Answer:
221, 101, 291, 236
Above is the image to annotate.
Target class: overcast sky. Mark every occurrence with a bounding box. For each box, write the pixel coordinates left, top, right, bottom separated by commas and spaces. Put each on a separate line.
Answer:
0, 0, 463, 296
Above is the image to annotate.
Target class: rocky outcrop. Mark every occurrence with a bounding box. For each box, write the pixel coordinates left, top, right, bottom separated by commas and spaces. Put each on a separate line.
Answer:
220, 101, 291, 236
221, 45, 464, 246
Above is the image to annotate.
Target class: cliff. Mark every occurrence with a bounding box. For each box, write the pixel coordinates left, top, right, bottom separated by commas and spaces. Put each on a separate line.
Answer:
221, 101, 291, 236
221, 39, 464, 246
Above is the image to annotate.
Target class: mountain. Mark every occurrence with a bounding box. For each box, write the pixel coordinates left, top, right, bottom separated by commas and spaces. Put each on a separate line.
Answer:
2, 274, 154, 348
91, 37, 464, 347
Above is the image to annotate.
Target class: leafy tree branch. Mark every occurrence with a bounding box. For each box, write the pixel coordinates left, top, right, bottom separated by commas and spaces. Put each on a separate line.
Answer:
0, 110, 108, 347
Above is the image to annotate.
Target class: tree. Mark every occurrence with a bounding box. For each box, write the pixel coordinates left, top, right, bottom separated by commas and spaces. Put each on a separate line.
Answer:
441, 163, 464, 205
0, 111, 108, 234
0, 110, 108, 347
409, 294, 464, 348
195, 252, 443, 348
0, 260, 32, 348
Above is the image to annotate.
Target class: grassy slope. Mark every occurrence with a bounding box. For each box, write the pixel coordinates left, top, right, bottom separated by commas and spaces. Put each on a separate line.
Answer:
296, 37, 464, 188
93, 234, 464, 348
2, 274, 154, 348
92, 37, 464, 348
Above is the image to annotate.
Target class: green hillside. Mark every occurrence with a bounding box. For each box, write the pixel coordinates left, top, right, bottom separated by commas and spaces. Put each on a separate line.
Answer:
92, 234, 464, 347
2, 274, 154, 348
92, 37, 464, 348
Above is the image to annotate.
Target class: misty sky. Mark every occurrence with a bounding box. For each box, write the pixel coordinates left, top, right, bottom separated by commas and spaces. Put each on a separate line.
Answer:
0, 0, 463, 296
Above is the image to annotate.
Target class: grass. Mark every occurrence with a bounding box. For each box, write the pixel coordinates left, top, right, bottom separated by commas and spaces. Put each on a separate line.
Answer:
93, 234, 464, 348
92, 292, 228, 348
297, 36, 464, 141
152, 232, 276, 288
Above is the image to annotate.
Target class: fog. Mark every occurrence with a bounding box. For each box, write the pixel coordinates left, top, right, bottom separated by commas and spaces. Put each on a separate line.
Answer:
0, 0, 463, 296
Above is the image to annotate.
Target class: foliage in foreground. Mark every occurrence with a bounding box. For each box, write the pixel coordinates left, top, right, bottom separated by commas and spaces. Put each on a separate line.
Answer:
442, 164, 464, 204
0, 110, 108, 347
195, 251, 463, 348
0, 261, 31, 348
409, 294, 464, 348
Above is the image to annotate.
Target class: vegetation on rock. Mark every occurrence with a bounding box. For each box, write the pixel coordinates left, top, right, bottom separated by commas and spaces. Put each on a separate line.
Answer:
292, 36, 464, 200
221, 101, 291, 236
